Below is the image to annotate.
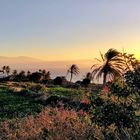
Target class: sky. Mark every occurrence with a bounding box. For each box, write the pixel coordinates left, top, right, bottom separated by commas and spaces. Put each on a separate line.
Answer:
0, 0, 140, 61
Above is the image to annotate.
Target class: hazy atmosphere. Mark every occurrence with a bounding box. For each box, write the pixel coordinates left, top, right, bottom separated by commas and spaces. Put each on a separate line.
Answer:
0, 0, 140, 61
0, 1, 140, 81
0, 1, 140, 139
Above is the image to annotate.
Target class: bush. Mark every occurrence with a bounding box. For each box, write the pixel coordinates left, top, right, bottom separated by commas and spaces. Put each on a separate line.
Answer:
53, 77, 63, 85
0, 107, 103, 140
82, 78, 91, 87
89, 76, 140, 139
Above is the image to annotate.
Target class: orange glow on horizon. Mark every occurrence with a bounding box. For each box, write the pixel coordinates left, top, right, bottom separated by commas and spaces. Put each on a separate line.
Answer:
0, 37, 140, 61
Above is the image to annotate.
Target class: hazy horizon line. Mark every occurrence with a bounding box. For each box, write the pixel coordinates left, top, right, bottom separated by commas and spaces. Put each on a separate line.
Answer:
0, 55, 96, 62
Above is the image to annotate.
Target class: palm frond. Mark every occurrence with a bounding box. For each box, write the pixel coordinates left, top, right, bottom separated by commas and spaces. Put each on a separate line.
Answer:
105, 48, 119, 60
95, 58, 102, 63
99, 51, 105, 61
91, 64, 100, 69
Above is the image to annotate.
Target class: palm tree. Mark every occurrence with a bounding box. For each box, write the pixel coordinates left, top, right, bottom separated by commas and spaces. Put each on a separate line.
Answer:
85, 72, 92, 80
39, 69, 42, 73
67, 64, 79, 82
2, 66, 10, 76
18, 70, 26, 81
91, 48, 124, 85
12, 70, 18, 77
44, 71, 51, 80
5, 66, 10, 76
2, 66, 6, 74
42, 69, 46, 75
27, 71, 31, 77
12, 70, 18, 80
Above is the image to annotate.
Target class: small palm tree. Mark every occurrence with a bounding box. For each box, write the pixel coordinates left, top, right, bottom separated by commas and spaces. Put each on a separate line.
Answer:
27, 71, 31, 77
2, 66, 6, 74
85, 72, 92, 80
11, 70, 18, 80
39, 69, 42, 73
5, 66, 10, 76
12, 70, 18, 76
91, 48, 124, 85
67, 64, 79, 82
44, 71, 51, 80
2, 66, 10, 76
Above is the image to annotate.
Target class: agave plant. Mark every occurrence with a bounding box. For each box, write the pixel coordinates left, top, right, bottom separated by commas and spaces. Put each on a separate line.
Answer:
91, 48, 124, 85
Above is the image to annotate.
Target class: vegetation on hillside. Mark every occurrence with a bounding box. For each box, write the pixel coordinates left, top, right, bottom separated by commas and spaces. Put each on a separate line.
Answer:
0, 48, 139, 139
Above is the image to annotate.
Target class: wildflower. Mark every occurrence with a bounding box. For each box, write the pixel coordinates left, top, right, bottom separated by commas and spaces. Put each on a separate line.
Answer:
79, 109, 87, 116
100, 85, 110, 95
81, 99, 89, 104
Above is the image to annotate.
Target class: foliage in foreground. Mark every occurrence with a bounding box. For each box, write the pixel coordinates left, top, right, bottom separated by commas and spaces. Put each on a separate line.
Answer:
89, 67, 140, 140
0, 107, 101, 140
0, 64, 140, 139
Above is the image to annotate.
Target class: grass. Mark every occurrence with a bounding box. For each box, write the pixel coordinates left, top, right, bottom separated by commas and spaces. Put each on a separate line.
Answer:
0, 88, 43, 121
0, 81, 139, 139
49, 87, 90, 101
0, 85, 91, 121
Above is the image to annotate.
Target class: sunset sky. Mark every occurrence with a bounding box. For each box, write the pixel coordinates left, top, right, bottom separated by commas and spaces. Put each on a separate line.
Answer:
0, 0, 140, 61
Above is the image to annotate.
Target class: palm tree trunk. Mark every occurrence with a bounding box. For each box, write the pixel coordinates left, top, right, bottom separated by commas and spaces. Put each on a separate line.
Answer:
103, 73, 107, 86
70, 73, 73, 82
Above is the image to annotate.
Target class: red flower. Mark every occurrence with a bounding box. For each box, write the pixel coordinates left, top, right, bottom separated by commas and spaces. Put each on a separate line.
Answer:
100, 86, 110, 95
81, 99, 89, 104
79, 109, 87, 116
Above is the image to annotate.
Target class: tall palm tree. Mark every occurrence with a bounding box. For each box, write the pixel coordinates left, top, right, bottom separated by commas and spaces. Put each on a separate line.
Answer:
91, 48, 124, 85
67, 64, 79, 82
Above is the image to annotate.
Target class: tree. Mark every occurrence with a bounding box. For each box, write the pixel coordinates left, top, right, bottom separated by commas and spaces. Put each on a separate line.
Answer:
29, 72, 43, 82
27, 71, 31, 77
82, 72, 92, 87
44, 71, 51, 80
5, 66, 10, 76
2, 66, 6, 74
91, 48, 124, 85
13, 70, 18, 76
85, 72, 92, 80
82, 78, 91, 87
2, 66, 10, 76
17, 70, 26, 81
67, 64, 79, 82
12, 70, 18, 80
53, 76, 63, 85
42, 69, 46, 75
121, 52, 140, 71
